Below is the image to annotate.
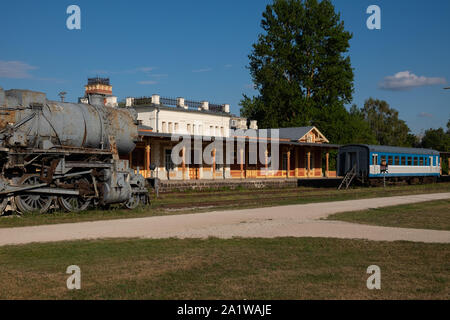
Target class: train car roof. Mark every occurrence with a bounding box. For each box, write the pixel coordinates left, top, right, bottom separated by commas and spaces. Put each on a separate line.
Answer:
340, 144, 440, 155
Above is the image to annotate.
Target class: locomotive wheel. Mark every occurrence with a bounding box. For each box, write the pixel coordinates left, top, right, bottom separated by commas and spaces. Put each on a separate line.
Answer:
15, 175, 53, 214
0, 198, 8, 216
59, 196, 91, 213
58, 178, 91, 213
140, 193, 149, 206
124, 193, 140, 209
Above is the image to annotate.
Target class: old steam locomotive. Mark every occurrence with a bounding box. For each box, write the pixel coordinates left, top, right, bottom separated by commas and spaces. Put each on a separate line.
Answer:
0, 87, 148, 215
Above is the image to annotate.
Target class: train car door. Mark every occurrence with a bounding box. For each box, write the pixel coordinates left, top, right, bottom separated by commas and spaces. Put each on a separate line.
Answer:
429, 156, 434, 174
371, 153, 380, 175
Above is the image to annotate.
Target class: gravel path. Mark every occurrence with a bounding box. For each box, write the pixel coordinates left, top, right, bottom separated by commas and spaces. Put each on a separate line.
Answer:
0, 193, 449, 246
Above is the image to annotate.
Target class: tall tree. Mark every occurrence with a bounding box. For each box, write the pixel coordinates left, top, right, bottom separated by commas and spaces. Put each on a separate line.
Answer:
359, 98, 412, 147
421, 127, 450, 152
240, 0, 354, 142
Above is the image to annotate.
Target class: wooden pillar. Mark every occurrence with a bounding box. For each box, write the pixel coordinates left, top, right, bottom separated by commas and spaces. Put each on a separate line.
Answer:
244, 145, 248, 179
240, 148, 244, 179
287, 150, 291, 178
265, 150, 268, 172
295, 148, 299, 178
440, 157, 443, 175
307, 150, 311, 178
325, 151, 329, 178
212, 148, 216, 180
145, 143, 151, 179
182, 147, 186, 180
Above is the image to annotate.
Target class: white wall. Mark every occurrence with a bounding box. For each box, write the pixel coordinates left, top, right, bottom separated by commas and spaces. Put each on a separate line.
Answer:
137, 108, 231, 137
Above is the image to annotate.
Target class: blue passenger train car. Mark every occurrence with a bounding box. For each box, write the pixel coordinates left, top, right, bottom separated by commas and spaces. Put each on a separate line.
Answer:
338, 144, 440, 184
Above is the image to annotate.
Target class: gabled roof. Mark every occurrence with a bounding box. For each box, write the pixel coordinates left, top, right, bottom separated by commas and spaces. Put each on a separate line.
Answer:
278, 126, 329, 143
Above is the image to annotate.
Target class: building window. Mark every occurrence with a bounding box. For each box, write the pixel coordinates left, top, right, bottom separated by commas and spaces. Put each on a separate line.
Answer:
168, 122, 173, 133
165, 149, 175, 171
175, 123, 179, 133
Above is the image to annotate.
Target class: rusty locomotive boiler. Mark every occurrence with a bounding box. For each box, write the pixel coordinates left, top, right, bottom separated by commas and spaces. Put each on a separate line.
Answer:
0, 87, 148, 215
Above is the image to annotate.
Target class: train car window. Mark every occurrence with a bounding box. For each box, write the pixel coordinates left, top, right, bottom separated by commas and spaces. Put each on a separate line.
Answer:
388, 156, 393, 165
407, 157, 412, 166
419, 158, 424, 166
381, 155, 386, 164
413, 157, 418, 166
401, 157, 406, 166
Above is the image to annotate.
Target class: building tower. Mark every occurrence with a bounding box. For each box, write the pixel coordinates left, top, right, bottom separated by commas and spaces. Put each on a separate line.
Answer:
80, 77, 118, 107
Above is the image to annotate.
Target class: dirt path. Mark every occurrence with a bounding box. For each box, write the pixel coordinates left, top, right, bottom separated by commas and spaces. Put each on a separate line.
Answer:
0, 193, 449, 246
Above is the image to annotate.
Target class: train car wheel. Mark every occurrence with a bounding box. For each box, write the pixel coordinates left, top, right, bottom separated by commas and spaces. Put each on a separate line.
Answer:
124, 193, 140, 209
15, 175, 53, 214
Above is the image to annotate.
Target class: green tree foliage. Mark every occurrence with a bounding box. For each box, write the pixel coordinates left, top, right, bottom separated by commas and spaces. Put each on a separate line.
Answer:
421, 126, 450, 152
346, 105, 377, 144
240, 0, 354, 143
358, 98, 412, 147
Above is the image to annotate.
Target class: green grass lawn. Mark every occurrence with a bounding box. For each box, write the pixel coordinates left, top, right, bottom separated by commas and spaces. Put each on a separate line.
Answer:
0, 237, 448, 299
0, 182, 449, 229
327, 200, 450, 231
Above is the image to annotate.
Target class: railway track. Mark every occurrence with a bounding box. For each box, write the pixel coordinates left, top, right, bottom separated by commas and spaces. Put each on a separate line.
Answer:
153, 188, 443, 211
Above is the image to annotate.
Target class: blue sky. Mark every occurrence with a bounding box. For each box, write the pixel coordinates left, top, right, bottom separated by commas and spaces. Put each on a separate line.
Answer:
1, 0, 449, 134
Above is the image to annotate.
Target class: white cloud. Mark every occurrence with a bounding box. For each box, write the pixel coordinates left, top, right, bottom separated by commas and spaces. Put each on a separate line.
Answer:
137, 80, 158, 85
379, 71, 446, 90
91, 67, 156, 75
192, 68, 212, 73
135, 67, 155, 73
149, 74, 168, 78
0, 60, 38, 79
418, 112, 433, 118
